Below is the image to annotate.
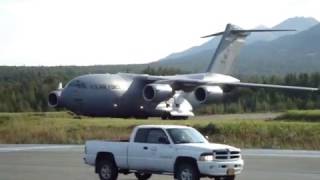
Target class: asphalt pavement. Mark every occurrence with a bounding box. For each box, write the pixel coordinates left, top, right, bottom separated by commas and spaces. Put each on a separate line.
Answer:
0, 145, 319, 180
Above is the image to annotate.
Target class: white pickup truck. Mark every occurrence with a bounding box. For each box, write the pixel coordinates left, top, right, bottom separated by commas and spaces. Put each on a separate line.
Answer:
84, 125, 244, 180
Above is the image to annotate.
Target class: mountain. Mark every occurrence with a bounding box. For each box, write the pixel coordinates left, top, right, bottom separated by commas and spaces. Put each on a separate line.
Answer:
246, 25, 275, 44
234, 23, 320, 75
247, 17, 319, 43
273, 17, 319, 30
154, 17, 320, 75
160, 37, 220, 61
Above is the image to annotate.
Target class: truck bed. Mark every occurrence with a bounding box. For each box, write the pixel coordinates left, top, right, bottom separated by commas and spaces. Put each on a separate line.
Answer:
85, 140, 129, 168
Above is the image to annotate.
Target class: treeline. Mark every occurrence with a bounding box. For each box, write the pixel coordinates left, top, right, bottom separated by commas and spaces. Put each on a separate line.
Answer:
141, 66, 188, 75
0, 65, 180, 112
0, 66, 319, 113
197, 74, 320, 114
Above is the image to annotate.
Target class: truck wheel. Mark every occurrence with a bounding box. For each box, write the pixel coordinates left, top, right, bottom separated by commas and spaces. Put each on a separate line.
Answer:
226, 176, 235, 180
134, 172, 152, 180
97, 159, 118, 180
215, 176, 235, 180
176, 163, 200, 180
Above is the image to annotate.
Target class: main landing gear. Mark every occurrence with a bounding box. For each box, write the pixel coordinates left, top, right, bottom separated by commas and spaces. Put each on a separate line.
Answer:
161, 113, 188, 120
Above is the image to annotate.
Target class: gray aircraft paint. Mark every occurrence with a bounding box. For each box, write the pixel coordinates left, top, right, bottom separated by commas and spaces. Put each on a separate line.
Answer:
61, 73, 149, 117
206, 24, 247, 74
48, 24, 319, 119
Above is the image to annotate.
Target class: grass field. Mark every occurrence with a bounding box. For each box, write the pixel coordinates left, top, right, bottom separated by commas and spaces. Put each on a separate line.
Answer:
275, 109, 320, 122
0, 111, 319, 150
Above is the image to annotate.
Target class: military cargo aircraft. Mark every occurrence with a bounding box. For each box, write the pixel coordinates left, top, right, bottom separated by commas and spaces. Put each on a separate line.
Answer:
48, 24, 319, 119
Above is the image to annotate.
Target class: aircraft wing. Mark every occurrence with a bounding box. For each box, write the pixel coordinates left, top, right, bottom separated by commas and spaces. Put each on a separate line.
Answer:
133, 72, 319, 92
147, 78, 205, 91
221, 82, 319, 92
146, 77, 319, 93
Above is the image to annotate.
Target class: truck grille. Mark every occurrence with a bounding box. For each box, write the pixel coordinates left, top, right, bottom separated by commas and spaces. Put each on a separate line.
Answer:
214, 149, 240, 160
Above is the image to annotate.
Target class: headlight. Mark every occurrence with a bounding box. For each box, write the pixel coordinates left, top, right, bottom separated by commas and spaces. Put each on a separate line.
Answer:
199, 154, 214, 161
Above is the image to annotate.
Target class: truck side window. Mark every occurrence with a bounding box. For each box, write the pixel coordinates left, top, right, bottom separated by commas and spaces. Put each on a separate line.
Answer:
134, 128, 168, 144
146, 129, 168, 144
134, 128, 149, 143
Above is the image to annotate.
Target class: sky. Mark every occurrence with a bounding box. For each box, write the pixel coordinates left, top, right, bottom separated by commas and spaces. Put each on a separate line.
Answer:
0, 0, 319, 66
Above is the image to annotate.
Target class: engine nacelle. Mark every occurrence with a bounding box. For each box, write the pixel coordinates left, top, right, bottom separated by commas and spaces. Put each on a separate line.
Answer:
48, 90, 63, 108
143, 84, 173, 102
194, 86, 223, 104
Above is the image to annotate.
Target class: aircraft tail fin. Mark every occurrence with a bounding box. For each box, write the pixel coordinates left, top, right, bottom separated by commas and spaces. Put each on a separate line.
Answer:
204, 24, 295, 74
58, 82, 63, 90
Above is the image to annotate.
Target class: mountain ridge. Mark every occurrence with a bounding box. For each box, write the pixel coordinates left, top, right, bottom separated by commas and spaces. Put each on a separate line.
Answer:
153, 17, 320, 75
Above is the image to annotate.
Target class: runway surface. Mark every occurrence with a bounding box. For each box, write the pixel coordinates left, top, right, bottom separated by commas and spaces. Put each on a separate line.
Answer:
0, 145, 319, 180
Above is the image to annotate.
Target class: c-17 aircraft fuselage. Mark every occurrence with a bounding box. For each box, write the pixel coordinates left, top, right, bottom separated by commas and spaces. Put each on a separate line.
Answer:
49, 72, 238, 119
48, 24, 319, 119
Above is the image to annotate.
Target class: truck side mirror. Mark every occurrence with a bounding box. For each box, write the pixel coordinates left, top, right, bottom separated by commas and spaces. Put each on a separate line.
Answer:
158, 137, 170, 144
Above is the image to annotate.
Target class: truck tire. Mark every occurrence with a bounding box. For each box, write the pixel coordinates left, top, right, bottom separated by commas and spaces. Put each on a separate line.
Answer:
176, 163, 200, 180
97, 159, 118, 180
227, 175, 235, 180
134, 172, 152, 180
215, 176, 235, 180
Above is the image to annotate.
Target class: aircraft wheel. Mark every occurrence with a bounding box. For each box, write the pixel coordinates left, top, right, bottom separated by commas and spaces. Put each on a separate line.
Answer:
169, 116, 189, 120
215, 175, 235, 180
181, 116, 189, 120
161, 113, 169, 120
134, 115, 149, 119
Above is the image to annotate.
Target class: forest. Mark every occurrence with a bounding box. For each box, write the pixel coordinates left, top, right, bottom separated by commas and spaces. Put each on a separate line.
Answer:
0, 65, 319, 114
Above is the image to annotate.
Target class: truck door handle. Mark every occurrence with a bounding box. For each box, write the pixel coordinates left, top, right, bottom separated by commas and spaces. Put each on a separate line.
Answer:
143, 146, 148, 150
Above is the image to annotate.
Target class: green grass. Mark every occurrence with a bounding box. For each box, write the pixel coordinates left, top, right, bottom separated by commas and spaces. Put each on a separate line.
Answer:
275, 110, 320, 122
0, 111, 319, 150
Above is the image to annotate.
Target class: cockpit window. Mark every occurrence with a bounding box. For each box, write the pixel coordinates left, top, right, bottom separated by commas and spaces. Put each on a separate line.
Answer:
68, 80, 86, 89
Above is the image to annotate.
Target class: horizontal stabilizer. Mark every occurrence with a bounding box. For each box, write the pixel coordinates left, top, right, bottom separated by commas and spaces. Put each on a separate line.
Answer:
202, 28, 295, 38
201, 32, 224, 38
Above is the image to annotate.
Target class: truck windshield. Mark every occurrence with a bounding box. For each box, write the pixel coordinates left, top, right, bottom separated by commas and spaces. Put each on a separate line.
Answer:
167, 128, 206, 144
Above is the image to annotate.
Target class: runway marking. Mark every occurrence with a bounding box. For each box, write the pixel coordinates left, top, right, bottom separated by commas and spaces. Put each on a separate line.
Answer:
0, 145, 82, 152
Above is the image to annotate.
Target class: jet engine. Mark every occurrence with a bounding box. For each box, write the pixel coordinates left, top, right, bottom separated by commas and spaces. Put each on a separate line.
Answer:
143, 84, 173, 102
194, 86, 223, 104
48, 90, 63, 108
